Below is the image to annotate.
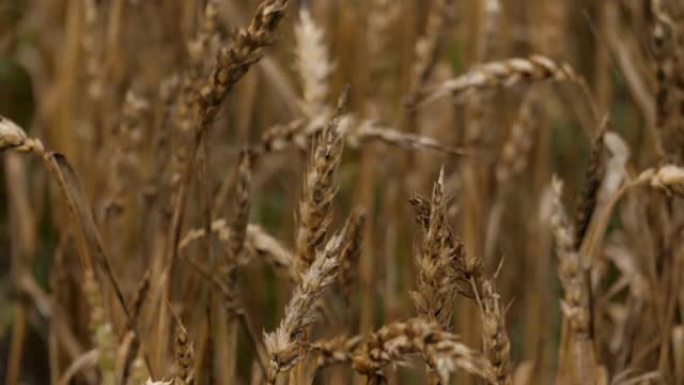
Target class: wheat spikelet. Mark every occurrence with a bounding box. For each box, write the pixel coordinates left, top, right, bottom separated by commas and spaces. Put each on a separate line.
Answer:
410, 0, 455, 97
227, 150, 252, 263
250, 118, 310, 157
169, 305, 194, 385
477, 0, 502, 61
186, 0, 221, 70
310, 335, 363, 369
650, 0, 684, 163
550, 178, 600, 384
294, 7, 333, 118
573, 119, 608, 248
251, 114, 468, 159
83, 268, 116, 385
105, 89, 150, 208
196, 0, 289, 129
409, 184, 475, 301
337, 209, 366, 300
351, 120, 470, 155
294, 91, 347, 274
495, 94, 539, 188
479, 280, 512, 385
179, 219, 231, 250
421, 55, 579, 107
351, 318, 494, 384
368, 0, 400, 56
0, 116, 45, 155
411, 169, 464, 326
81, 0, 103, 101
409, 194, 432, 231
170, 0, 222, 187
178, 8, 216, 98
550, 178, 590, 335
367, 0, 400, 83
264, 231, 346, 384
649, 165, 684, 197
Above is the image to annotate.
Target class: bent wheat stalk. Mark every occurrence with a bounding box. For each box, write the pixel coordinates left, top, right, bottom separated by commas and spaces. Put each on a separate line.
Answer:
1, 115, 153, 376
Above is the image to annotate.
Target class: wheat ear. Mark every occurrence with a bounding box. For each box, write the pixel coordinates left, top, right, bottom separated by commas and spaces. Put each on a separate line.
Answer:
294, 89, 348, 274
421, 55, 580, 107
352, 318, 494, 384
550, 178, 598, 384
264, 231, 346, 384
196, 0, 289, 129
411, 168, 464, 327
294, 6, 333, 118
479, 280, 512, 385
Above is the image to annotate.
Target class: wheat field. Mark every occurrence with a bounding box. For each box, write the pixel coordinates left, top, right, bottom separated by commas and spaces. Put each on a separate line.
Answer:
1, 0, 683, 384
